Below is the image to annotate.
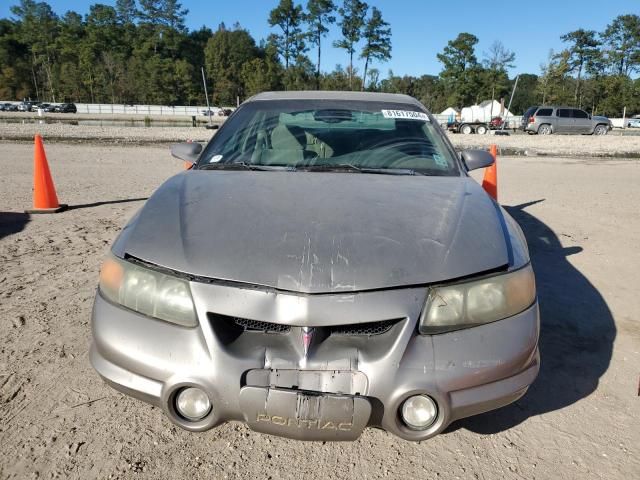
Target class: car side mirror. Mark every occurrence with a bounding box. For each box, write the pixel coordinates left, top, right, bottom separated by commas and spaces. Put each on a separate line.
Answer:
460, 149, 495, 171
171, 142, 203, 164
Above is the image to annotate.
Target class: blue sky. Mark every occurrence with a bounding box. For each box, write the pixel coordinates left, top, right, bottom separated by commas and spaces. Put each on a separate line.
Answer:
1, 0, 636, 77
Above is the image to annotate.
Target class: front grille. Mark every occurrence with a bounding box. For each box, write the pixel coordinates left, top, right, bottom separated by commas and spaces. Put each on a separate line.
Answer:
233, 317, 291, 334
329, 319, 399, 336
209, 312, 399, 338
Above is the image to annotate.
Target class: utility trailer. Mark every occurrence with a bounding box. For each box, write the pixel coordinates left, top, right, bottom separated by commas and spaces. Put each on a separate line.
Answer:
446, 76, 521, 136
446, 117, 504, 135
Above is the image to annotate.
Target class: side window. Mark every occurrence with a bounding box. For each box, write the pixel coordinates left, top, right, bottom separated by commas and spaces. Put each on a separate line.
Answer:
573, 109, 589, 119
557, 109, 572, 118
536, 108, 553, 116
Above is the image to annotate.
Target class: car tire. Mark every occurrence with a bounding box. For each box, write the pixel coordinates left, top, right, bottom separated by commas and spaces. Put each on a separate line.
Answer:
476, 125, 487, 135
594, 125, 608, 136
538, 124, 552, 135
460, 124, 473, 135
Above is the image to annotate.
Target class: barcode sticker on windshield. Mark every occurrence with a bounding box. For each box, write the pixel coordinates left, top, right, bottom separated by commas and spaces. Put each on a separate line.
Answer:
381, 110, 430, 122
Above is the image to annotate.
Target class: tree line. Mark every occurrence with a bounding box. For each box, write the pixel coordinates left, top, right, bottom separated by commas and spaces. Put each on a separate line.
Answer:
0, 0, 638, 116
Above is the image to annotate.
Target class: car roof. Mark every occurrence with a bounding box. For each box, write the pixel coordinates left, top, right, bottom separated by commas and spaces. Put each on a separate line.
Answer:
537, 106, 583, 109
247, 90, 425, 109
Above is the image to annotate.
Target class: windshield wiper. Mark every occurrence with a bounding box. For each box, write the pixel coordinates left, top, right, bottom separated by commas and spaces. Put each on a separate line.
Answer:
198, 162, 287, 171
302, 164, 423, 176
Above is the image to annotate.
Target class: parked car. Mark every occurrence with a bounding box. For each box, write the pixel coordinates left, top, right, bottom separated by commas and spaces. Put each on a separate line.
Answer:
55, 103, 77, 113
0, 102, 18, 111
91, 91, 540, 442
201, 107, 220, 116
17, 101, 38, 112
522, 106, 612, 135
36, 103, 52, 112
626, 118, 640, 128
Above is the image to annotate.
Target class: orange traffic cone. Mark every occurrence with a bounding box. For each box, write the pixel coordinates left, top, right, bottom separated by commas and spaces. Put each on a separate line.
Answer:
482, 144, 498, 201
25, 135, 67, 214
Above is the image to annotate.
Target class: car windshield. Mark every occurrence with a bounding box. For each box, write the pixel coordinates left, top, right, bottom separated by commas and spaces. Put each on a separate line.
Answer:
198, 99, 460, 176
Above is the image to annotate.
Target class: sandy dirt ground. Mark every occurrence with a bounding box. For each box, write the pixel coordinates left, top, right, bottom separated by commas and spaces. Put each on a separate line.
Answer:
450, 131, 640, 157
0, 122, 217, 145
1, 143, 639, 479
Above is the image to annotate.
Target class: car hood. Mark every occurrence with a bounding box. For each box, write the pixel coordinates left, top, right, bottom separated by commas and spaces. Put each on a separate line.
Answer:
593, 115, 610, 123
116, 171, 510, 293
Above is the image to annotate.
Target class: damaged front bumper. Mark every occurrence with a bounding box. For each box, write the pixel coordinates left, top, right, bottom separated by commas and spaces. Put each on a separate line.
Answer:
90, 281, 539, 442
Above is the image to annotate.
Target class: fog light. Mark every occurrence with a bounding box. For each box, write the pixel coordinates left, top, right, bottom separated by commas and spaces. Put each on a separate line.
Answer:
401, 395, 437, 430
175, 387, 211, 421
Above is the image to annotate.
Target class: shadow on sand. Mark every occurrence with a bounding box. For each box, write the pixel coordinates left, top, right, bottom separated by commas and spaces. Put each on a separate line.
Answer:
451, 199, 616, 434
0, 212, 30, 240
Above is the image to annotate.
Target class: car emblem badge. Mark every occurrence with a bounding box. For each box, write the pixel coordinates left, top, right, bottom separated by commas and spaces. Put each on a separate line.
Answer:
302, 327, 314, 358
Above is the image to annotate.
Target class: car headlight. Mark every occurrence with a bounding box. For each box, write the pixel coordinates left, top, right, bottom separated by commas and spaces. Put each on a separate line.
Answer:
419, 265, 535, 334
99, 253, 198, 327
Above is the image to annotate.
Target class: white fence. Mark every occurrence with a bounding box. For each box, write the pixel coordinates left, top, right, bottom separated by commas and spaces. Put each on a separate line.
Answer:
0, 101, 230, 116
75, 104, 215, 116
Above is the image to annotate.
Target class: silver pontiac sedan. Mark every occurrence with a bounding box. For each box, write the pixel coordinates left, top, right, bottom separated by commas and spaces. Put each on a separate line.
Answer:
91, 91, 539, 441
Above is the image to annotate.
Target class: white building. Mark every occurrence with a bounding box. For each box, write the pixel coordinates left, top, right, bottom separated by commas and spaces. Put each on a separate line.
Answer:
460, 100, 513, 123
439, 107, 460, 117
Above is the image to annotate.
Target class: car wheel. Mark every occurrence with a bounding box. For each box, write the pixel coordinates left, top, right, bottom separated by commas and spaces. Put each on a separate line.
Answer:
460, 124, 473, 135
538, 124, 552, 135
476, 125, 487, 135
594, 125, 608, 135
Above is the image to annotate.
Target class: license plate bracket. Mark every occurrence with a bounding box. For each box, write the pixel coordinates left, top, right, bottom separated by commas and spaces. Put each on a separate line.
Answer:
239, 386, 371, 441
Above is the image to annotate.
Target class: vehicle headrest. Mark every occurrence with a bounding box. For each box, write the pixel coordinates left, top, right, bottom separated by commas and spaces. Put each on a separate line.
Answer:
271, 124, 306, 150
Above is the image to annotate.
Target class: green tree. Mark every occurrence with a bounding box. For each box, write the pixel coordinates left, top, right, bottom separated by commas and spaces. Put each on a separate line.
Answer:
333, 0, 368, 89
161, 0, 189, 32
180, 26, 214, 104
138, 0, 188, 56
284, 54, 316, 90
319, 64, 351, 90
55, 11, 84, 101
268, 0, 306, 71
241, 42, 284, 97
601, 14, 640, 76
437, 32, 482, 108
508, 73, 538, 114
10, 0, 60, 101
412, 74, 445, 113
0, 18, 32, 99
560, 29, 599, 104
304, 0, 336, 89
82, 4, 125, 103
597, 74, 635, 116
365, 67, 379, 91
481, 40, 515, 111
359, 6, 391, 91
115, 0, 137, 25
205, 26, 260, 104
536, 50, 573, 106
